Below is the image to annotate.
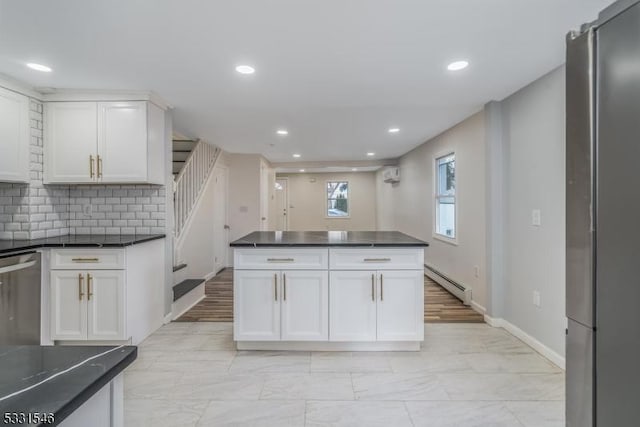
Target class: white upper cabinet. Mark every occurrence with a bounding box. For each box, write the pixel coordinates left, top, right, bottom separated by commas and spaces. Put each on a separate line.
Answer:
44, 100, 165, 184
0, 86, 30, 183
45, 102, 97, 183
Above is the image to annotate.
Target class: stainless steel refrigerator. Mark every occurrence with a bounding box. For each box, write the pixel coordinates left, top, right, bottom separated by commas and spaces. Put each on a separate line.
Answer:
566, 0, 640, 425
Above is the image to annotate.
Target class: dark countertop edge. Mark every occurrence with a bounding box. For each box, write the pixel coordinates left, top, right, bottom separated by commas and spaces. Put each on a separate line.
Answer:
230, 242, 429, 247
0, 234, 166, 255
50, 347, 137, 427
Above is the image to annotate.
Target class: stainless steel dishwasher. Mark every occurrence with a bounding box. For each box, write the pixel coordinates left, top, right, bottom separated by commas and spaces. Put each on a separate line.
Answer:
0, 251, 41, 345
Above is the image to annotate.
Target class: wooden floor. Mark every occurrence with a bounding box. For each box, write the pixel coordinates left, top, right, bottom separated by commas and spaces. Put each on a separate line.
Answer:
176, 268, 484, 323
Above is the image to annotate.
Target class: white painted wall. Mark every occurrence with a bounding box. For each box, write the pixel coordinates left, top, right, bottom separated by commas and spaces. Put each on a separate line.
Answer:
277, 172, 377, 231
499, 66, 566, 357
227, 153, 262, 243
376, 112, 488, 309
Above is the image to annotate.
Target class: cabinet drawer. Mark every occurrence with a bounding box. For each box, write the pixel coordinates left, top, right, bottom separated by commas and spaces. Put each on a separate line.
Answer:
235, 248, 328, 270
51, 249, 125, 270
329, 248, 424, 270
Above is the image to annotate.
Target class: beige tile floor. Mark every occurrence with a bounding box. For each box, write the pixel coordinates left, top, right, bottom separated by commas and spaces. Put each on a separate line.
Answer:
124, 323, 565, 427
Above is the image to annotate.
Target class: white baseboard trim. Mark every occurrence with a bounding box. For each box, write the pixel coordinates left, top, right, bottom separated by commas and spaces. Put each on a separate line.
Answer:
163, 313, 173, 324
171, 283, 206, 321
204, 271, 217, 281
484, 314, 565, 370
470, 300, 486, 315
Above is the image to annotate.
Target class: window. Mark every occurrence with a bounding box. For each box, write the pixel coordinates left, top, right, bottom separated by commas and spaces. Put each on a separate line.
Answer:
435, 153, 456, 239
327, 181, 349, 217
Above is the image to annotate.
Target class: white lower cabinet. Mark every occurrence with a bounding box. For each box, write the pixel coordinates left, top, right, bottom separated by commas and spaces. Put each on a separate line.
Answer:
234, 270, 328, 341
376, 270, 424, 341
329, 270, 424, 342
87, 271, 126, 340
50, 271, 88, 340
234, 270, 281, 341
281, 270, 328, 341
329, 271, 377, 341
50, 270, 126, 341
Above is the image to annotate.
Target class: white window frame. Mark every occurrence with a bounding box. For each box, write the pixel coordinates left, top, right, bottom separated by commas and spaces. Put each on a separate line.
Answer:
325, 180, 350, 219
433, 152, 457, 245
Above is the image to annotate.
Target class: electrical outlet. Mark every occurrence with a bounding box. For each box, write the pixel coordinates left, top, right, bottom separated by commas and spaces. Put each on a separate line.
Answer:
532, 209, 541, 226
474, 265, 480, 278
533, 290, 541, 307
82, 203, 92, 217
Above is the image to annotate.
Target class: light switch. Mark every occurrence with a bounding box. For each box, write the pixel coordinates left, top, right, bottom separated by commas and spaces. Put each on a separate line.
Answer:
531, 209, 541, 226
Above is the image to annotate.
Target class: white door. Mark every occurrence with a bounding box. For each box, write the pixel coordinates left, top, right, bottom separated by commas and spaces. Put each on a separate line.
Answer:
213, 166, 228, 273
329, 271, 377, 341
281, 270, 328, 341
0, 86, 29, 183
44, 102, 97, 183
97, 101, 147, 182
275, 178, 289, 231
87, 270, 126, 340
234, 270, 280, 341
376, 270, 424, 341
50, 271, 87, 340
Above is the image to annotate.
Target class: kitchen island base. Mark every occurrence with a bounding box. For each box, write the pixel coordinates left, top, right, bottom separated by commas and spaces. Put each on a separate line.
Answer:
230, 232, 429, 352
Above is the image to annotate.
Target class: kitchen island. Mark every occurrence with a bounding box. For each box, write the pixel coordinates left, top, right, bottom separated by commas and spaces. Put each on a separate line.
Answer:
230, 231, 429, 351
0, 345, 136, 427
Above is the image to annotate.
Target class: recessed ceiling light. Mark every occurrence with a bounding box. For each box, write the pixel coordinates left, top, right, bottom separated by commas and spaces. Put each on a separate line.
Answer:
367, 152, 375, 156
276, 129, 288, 135
352, 168, 358, 171
293, 153, 301, 158
299, 169, 305, 172
388, 128, 400, 133
26, 62, 52, 72
235, 65, 255, 74
447, 60, 469, 71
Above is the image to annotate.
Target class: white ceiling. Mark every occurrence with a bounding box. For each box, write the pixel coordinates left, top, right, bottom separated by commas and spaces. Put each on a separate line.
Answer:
0, 0, 613, 162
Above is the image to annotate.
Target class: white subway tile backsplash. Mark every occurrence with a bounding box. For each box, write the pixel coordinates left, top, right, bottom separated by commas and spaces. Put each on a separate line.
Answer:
0, 99, 167, 239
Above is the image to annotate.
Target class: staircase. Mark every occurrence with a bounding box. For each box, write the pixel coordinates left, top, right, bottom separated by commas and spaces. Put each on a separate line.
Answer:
172, 138, 198, 176
171, 137, 222, 320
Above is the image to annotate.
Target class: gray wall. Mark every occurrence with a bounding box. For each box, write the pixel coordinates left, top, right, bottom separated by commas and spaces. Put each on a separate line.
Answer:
493, 66, 567, 356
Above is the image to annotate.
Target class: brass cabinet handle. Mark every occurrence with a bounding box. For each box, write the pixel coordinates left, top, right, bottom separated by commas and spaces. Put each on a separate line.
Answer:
87, 273, 93, 300
371, 274, 375, 302
78, 273, 84, 300
97, 155, 103, 178
364, 258, 391, 262
72, 258, 99, 263
380, 274, 384, 301
89, 155, 95, 178
283, 273, 287, 301
267, 258, 294, 263
274, 273, 278, 301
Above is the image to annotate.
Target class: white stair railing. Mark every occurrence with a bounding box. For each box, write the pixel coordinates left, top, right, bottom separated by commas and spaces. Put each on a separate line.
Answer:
174, 140, 220, 239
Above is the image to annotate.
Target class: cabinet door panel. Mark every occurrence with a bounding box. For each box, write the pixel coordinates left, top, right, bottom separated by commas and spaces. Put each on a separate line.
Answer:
87, 270, 126, 340
44, 102, 97, 183
281, 270, 328, 341
50, 271, 87, 340
234, 270, 280, 341
98, 101, 147, 182
376, 270, 424, 341
329, 271, 376, 341
0, 87, 29, 183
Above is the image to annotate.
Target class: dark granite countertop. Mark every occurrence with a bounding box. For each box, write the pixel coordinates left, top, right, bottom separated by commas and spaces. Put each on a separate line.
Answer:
0, 234, 165, 255
0, 345, 136, 426
230, 231, 429, 247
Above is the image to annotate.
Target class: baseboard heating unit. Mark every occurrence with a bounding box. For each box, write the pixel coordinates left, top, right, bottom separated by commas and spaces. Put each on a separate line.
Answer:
424, 264, 472, 305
